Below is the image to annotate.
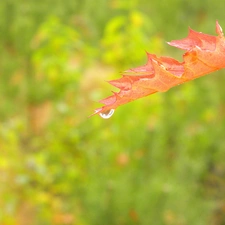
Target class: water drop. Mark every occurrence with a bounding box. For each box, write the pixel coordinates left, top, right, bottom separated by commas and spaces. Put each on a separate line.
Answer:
99, 109, 115, 119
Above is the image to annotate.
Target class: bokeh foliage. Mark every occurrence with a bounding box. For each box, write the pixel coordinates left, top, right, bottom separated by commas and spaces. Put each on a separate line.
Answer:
0, 0, 225, 224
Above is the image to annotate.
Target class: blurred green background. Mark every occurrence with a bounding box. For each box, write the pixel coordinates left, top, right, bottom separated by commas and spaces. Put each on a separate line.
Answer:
1, 0, 225, 224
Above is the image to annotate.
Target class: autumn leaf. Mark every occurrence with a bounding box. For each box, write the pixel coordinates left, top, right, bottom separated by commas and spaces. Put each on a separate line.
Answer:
93, 21, 225, 118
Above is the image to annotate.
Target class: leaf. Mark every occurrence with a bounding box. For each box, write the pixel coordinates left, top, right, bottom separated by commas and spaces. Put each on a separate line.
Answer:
93, 21, 225, 117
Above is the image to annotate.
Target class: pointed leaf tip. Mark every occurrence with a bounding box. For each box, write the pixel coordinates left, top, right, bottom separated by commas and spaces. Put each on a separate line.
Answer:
108, 78, 132, 90
216, 20, 223, 36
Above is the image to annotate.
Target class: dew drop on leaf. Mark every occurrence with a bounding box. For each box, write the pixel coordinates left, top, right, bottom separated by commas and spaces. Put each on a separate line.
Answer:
99, 109, 115, 119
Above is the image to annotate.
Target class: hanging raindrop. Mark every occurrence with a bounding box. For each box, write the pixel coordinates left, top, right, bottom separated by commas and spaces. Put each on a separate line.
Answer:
99, 109, 115, 119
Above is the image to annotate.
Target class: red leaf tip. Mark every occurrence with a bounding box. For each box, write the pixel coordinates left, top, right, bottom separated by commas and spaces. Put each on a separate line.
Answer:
216, 20, 223, 36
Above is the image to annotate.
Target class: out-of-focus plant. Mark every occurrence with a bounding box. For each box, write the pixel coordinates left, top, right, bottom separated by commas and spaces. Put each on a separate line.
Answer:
30, 17, 87, 103
101, 4, 163, 68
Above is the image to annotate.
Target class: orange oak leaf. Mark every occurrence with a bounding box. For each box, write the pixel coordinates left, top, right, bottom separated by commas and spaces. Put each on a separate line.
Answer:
93, 21, 225, 118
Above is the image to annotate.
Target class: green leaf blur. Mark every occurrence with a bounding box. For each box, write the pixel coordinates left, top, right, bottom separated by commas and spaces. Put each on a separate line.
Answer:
0, 0, 225, 224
